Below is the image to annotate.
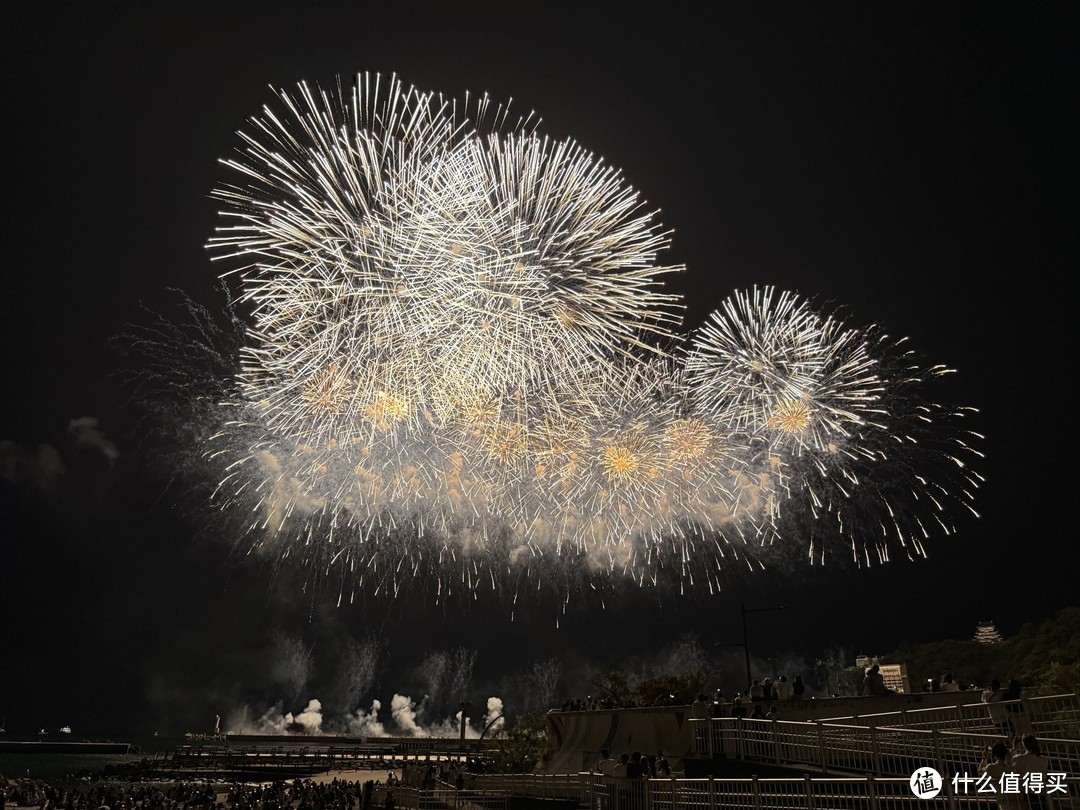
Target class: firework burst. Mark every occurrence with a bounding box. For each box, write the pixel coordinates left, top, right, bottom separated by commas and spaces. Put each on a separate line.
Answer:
123, 73, 983, 605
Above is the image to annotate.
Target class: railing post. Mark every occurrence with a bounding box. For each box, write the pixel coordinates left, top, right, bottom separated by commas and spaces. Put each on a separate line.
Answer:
866, 774, 878, 810
869, 720, 881, 775
708, 776, 716, 810
930, 729, 960, 810
815, 721, 827, 773
803, 774, 815, 810
750, 775, 761, 810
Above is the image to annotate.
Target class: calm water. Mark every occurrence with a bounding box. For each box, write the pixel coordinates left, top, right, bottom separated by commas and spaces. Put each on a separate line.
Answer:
0, 735, 184, 784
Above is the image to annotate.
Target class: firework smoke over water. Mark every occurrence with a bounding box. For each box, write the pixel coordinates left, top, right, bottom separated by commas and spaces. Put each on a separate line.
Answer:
140, 73, 983, 605
226, 694, 504, 739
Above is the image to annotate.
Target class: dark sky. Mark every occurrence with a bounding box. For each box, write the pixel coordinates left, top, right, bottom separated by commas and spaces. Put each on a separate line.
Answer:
2, 2, 1078, 739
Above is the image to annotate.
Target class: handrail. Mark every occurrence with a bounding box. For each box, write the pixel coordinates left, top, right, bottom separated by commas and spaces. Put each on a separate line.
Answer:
689, 715, 1080, 781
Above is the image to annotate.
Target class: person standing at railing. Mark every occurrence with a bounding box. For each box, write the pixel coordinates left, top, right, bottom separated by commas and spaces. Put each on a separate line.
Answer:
730, 697, 748, 718
709, 691, 725, 717
1003, 680, 1030, 737
595, 748, 617, 777
1011, 735, 1049, 809
612, 753, 629, 777
979, 742, 1025, 810
750, 680, 766, 702
625, 753, 646, 810
983, 680, 1010, 737
792, 675, 805, 699
861, 665, 892, 696
774, 675, 791, 701
654, 752, 671, 776
692, 693, 710, 720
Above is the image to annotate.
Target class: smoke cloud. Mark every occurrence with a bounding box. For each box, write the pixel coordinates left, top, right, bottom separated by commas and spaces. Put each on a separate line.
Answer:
225, 693, 503, 739
0, 440, 66, 490
67, 416, 120, 463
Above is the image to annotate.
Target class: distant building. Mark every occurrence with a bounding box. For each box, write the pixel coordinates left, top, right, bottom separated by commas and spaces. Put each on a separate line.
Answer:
974, 621, 1004, 644
850, 655, 910, 694
878, 663, 910, 694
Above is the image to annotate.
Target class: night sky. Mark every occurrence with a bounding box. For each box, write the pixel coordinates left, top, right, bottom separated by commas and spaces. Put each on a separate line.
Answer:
2, 2, 1078, 740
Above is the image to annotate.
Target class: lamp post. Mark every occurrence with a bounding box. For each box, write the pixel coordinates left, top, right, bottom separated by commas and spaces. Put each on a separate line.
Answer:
717, 601, 787, 695
459, 700, 471, 742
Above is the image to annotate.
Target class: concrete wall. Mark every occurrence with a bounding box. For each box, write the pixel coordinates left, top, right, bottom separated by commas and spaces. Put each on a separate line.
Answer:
543, 706, 694, 773
542, 690, 991, 774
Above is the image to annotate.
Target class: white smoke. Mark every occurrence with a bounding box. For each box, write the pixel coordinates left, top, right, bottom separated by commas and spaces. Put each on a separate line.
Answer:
346, 699, 385, 736
292, 698, 324, 733
484, 697, 505, 734
226, 702, 292, 734
390, 694, 426, 736
225, 693, 504, 738
225, 698, 322, 734
0, 440, 66, 490
67, 416, 120, 463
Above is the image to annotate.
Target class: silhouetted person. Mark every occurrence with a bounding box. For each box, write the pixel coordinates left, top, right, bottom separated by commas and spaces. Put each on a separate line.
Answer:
1012, 735, 1049, 809
792, 675, 805, 699
691, 693, 710, 719
749, 680, 765, 701
1004, 679, 1026, 736
596, 748, 617, 776
730, 696, 747, 718
612, 753, 628, 777
980, 742, 1023, 810
982, 679, 1009, 736
861, 664, 889, 696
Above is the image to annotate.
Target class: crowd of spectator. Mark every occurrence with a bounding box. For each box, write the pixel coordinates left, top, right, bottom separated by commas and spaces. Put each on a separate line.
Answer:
593, 749, 671, 779
557, 673, 809, 713
0, 773, 461, 810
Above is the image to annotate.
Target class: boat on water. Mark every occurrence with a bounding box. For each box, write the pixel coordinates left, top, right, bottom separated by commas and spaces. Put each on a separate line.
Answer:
60, 726, 72, 734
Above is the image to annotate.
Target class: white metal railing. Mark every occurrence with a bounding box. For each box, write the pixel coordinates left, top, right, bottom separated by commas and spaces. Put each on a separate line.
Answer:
461, 772, 1079, 809
691, 717, 1080, 778
471, 772, 589, 802
642, 775, 1077, 810
366, 784, 509, 810
815, 694, 1080, 738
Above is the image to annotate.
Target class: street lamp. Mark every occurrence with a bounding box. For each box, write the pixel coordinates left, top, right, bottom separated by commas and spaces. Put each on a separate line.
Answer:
716, 601, 787, 694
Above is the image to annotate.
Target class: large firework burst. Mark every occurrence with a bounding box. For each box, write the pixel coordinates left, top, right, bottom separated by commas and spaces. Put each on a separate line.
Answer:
129, 73, 982, 604
684, 289, 983, 566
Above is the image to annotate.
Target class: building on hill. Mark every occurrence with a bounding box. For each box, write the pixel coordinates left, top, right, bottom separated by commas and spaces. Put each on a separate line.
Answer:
974, 621, 1004, 644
